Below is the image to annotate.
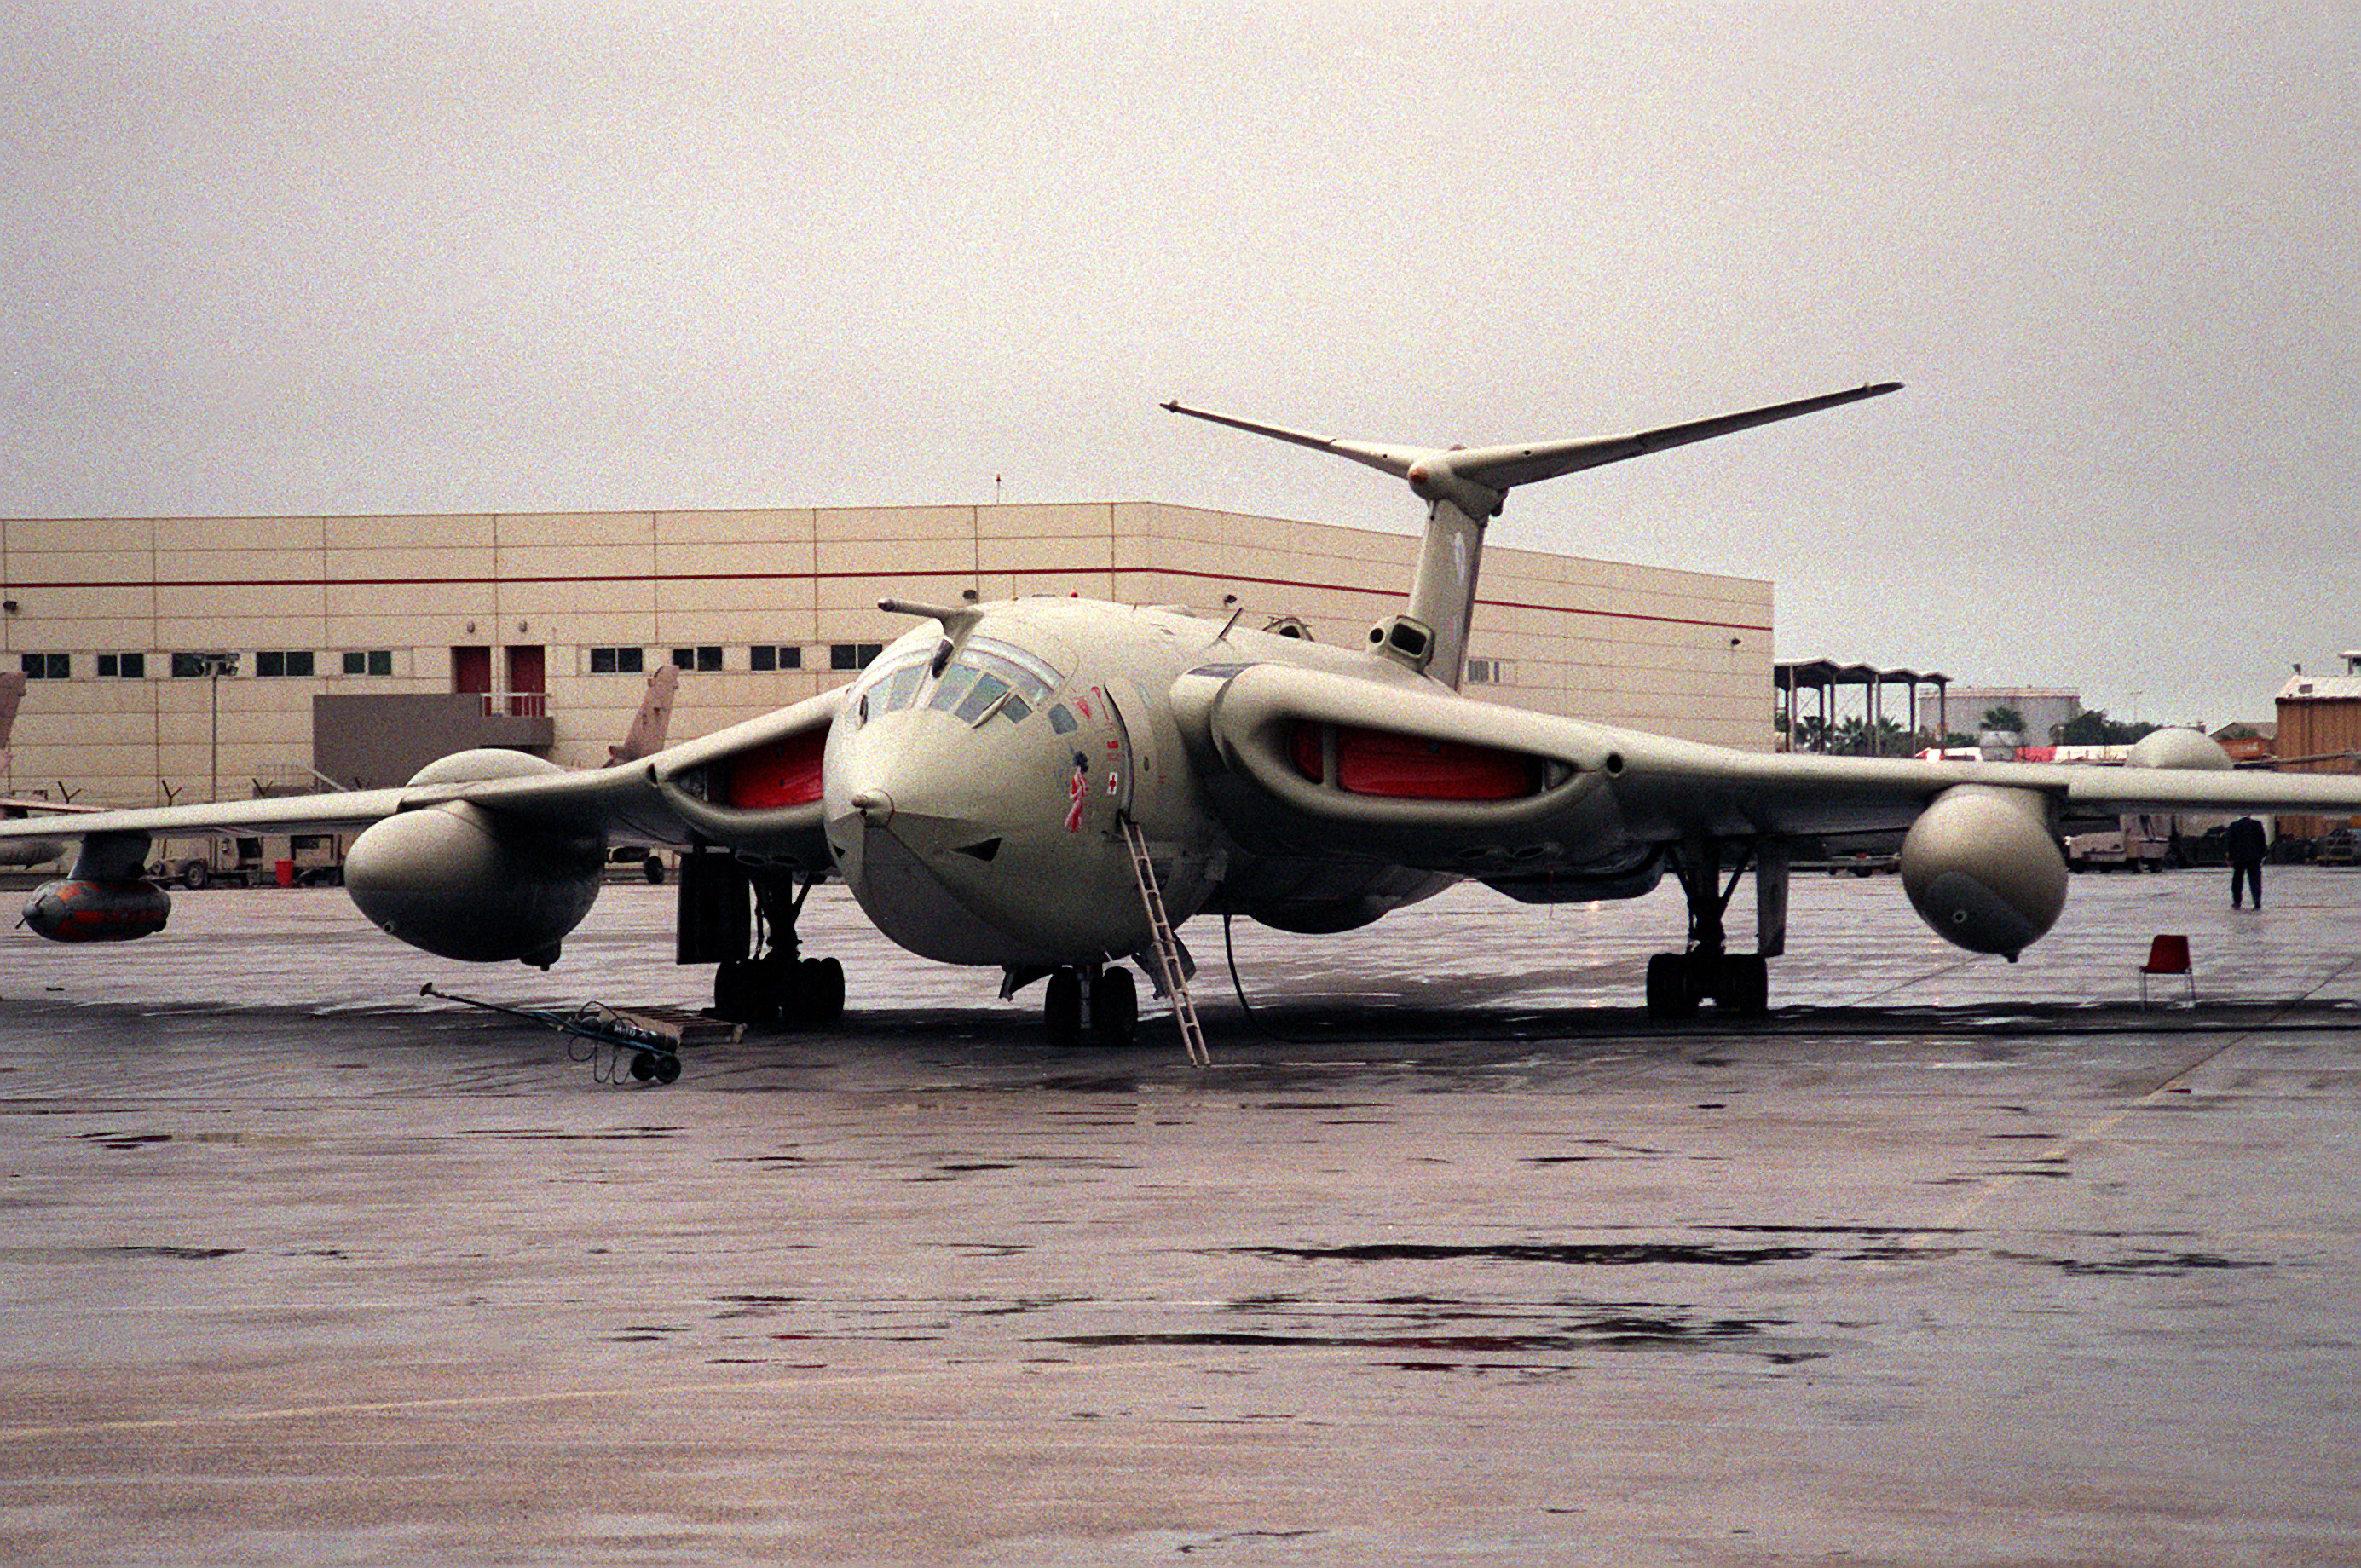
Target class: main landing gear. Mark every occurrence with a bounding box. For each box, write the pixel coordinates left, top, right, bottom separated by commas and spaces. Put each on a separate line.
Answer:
679, 850, 846, 1028
715, 948, 846, 1027
1644, 837, 1787, 1021
715, 869, 846, 1026
1008, 962, 1140, 1050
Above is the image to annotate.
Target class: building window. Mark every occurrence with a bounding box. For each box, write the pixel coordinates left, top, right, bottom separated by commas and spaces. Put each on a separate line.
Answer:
670, 645, 724, 672
256, 649, 315, 677
96, 652, 147, 678
749, 643, 803, 672
1465, 657, 1509, 685
589, 646, 645, 674
830, 642, 884, 671
19, 653, 69, 679
342, 649, 394, 676
170, 652, 238, 678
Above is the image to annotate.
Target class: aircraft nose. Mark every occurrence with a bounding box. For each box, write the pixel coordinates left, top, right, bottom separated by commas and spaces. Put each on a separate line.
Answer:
824, 715, 1066, 967
826, 721, 1005, 868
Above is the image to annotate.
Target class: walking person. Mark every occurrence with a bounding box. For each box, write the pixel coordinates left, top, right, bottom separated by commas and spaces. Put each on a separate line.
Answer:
2225, 816, 2267, 908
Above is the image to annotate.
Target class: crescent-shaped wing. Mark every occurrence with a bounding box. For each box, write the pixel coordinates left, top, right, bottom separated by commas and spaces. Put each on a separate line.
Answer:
1186, 663, 2361, 879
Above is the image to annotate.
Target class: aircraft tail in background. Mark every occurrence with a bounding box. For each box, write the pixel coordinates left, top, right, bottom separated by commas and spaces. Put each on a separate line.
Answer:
0, 671, 24, 778
608, 665, 680, 764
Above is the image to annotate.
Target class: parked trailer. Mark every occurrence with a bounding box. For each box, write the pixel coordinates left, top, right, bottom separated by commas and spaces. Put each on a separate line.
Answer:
2065, 818, 2172, 872
154, 832, 345, 888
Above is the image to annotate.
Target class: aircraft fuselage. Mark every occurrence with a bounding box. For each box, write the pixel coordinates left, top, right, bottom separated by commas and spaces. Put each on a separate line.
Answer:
822, 597, 1458, 969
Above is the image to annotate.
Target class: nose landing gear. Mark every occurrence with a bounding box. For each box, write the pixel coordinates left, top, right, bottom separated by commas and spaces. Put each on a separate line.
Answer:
1644, 948, 1770, 1019
715, 949, 846, 1027
1035, 963, 1140, 1050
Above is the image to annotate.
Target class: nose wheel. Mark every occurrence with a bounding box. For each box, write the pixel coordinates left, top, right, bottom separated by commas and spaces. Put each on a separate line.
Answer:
1042, 963, 1139, 1050
1644, 949, 1769, 1019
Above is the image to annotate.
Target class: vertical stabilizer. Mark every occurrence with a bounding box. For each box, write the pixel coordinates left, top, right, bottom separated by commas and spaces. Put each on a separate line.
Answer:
1403, 495, 1490, 689
1162, 383, 1898, 689
608, 665, 681, 764
0, 671, 25, 779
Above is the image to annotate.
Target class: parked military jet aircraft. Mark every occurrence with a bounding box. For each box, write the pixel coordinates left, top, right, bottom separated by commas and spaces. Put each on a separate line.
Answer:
12, 383, 2361, 1041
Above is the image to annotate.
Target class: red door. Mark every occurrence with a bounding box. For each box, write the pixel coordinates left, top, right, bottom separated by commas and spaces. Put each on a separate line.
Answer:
453, 646, 491, 697
505, 646, 546, 717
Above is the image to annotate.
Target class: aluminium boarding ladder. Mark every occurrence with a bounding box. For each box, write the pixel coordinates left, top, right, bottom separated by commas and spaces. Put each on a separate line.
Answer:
1118, 815, 1210, 1066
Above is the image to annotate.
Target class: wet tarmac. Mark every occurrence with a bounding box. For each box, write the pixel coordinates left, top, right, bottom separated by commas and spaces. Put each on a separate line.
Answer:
2, 869, 2357, 1565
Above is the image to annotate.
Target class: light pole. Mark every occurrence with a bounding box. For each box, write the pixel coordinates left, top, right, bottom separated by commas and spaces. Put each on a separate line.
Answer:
200, 650, 238, 824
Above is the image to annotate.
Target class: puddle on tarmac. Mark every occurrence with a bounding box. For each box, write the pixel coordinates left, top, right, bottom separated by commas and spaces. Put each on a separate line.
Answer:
1995, 1249, 2270, 1277
1039, 1075, 1142, 1094
627, 1226, 2267, 1375
81, 1131, 176, 1151
102, 1244, 243, 1261
1033, 1303, 1825, 1367
453, 1126, 683, 1142
1240, 1242, 1816, 1267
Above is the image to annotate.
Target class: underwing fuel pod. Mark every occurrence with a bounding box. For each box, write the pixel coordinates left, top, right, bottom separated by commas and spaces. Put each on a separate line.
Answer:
20, 877, 171, 943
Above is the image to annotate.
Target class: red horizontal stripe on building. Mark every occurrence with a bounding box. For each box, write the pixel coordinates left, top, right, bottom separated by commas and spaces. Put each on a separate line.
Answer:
3, 564, 1768, 635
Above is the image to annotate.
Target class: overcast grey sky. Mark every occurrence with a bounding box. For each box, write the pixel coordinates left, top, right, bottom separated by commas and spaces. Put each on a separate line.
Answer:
5, 2, 2354, 726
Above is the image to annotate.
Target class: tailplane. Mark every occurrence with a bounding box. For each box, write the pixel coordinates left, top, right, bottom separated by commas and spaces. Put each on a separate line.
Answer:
1163, 382, 1899, 687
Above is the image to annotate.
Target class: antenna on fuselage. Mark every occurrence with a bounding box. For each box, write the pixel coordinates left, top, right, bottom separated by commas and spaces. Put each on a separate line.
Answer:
878, 597, 983, 635
1162, 383, 1901, 689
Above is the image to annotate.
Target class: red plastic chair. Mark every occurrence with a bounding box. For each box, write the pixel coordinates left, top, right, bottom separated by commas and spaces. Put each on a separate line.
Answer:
2139, 934, 2193, 1005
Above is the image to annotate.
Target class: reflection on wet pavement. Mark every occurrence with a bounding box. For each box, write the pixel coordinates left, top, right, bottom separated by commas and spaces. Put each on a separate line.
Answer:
0, 871, 2357, 1562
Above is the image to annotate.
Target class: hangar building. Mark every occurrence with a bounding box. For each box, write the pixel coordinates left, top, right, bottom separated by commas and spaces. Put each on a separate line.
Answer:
2, 502, 1773, 808
2275, 653, 2361, 842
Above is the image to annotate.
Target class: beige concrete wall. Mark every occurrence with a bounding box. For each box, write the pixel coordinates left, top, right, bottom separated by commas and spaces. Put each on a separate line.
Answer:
1, 505, 1772, 805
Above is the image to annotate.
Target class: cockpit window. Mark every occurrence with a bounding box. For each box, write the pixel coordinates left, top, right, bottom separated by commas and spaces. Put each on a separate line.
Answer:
926, 663, 982, 714
930, 638, 1059, 726
874, 661, 927, 713
854, 634, 1062, 729
952, 670, 1012, 723
851, 652, 930, 726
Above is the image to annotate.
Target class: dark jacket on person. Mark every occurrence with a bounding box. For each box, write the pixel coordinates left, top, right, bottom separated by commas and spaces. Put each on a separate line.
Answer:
2225, 816, 2268, 866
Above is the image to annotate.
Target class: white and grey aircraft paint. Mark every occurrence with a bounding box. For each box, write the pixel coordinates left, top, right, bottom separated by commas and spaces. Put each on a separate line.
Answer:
12, 384, 2361, 1040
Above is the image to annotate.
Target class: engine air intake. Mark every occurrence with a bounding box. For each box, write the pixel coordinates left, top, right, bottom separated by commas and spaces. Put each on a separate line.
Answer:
723, 729, 828, 808
1290, 722, 1543, 801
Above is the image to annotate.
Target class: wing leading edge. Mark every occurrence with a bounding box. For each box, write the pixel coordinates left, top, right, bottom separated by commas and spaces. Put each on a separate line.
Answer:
0, 688, 848, 870
1189, 663, 2361, 873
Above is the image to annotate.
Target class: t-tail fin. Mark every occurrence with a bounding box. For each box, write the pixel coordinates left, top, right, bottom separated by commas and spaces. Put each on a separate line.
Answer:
1163, 382, 1899, 688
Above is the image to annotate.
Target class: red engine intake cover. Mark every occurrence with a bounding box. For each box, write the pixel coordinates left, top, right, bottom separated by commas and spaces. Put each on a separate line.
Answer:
1291, 722, 1539, 801
721, 729, 828, 809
